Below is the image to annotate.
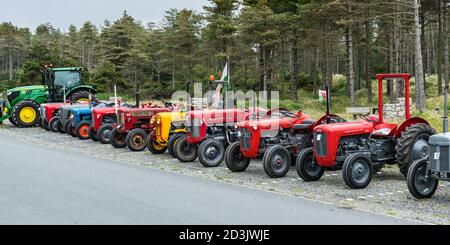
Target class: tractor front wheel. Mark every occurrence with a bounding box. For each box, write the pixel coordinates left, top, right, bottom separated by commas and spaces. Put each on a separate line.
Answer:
168, 133, 184, 158
198, 139, 225, 167
41, 118, 50, 131
263, 145, 291, 178
407, 159, 438, 199
296, 147, 324, 182
126, 128, 148, 152
12, 100, 40, 128
225, 142, 250, 172
174, 135, 197, 162
342, 153, 373, 189
98, 124, 114, 144
65, 120, 76, 137
49, 116, 61, 132
88, 126, 98, 142
110, 128, 127, 148
75, 121, 91, 140
396, 123, 435, 177
146, 134, 167, 154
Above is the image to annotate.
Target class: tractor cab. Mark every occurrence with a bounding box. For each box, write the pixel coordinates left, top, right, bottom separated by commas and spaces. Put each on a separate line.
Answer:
41, 66, 86, 102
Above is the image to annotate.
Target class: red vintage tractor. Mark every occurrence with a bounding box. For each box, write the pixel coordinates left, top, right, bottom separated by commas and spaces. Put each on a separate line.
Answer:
91, 107, 120, 144
40, 102, 66, 132
110, 103, 174, 151
225, 89, 346, 178
174, 108, 266, 167
296, 74, 435, 189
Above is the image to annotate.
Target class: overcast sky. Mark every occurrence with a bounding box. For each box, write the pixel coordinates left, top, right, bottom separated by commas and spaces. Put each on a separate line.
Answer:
0, 0, 209, 31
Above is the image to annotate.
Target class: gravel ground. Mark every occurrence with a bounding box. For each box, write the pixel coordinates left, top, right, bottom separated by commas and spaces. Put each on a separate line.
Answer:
1, 122, 449, 224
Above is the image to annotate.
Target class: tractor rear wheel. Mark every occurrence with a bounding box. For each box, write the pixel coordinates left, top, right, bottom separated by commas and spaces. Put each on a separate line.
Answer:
69, 90, 96, 103
8, 116, 18, 126
126, 128, 148, 152
88, 126, 98, 142
65, 120, 76, 137
168, 133, 184, 158
198, 139, 225, 167
225, 142, 250, 172
49, 116, 61, 132
342, 153, 373, 189
263, 145, 291, 178
41, 118, 50, 131
98, 123, 114, 144
110, 128, 127, 148
75, 121, 91, 140
296, 147, 325, 182
174, 135, 197, 162
395, 123, 435, 177
146, 134, 167, 154
407, 159, 438, 199
12, 100, 40, 128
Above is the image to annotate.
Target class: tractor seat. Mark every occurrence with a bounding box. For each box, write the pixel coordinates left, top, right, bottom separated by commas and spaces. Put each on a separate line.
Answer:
293, 119, 316, 130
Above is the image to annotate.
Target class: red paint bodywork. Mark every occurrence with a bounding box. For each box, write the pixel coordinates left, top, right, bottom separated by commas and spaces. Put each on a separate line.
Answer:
91, 107, 119, 131
43, 103, 66, 124
312, 73, 430, 168
114, 107, 173, 133
237, 111, 312, 159
186, 108, 265, 145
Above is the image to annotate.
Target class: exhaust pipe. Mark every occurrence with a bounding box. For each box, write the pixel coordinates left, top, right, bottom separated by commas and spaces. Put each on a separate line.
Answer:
326, 85, 331, 123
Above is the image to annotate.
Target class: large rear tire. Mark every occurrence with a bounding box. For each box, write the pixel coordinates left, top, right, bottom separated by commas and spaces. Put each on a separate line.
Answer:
75, 121, 91, 140
168, 133, 184, 158
395, 123, 435, 177
174, 135, 197, 162
225, 142, 250, 172
126, 128, 148, 152
69, 90, 96, 103
296, 147, 324, 182
263, 145, 291, 178
98, 123, 114, 144
197, 139, 225, 167
407, 159, 438, 199
12, 100, 40, 128
8, 116, 18, 126
49, 116, 61, 132
110, 128, 127, 148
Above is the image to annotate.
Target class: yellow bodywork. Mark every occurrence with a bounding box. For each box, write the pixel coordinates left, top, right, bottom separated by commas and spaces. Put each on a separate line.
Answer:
152, 111, 186, 146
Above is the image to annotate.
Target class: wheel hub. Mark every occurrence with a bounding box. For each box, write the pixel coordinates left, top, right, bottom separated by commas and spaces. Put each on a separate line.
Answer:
206, 146, 218, 159
412, 138, 429, 160
352, 161, 369, 183
20, 107, 36, 123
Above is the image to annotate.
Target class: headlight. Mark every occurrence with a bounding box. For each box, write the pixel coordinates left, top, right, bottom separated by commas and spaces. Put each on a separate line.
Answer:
150, 117, 155, 124
69, 113, 74, 119
252, 122, 258, 130
97, 114, 101, 119
372, 128, 391, 136
156, 117, 161, 124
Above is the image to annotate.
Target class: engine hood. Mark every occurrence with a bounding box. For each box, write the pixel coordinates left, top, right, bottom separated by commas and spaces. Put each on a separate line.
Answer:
7, 85, 46, 93
314, 121, 374, 135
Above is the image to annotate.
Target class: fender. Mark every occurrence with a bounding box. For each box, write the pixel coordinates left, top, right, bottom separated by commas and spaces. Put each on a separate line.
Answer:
395, 117, 430, 138
67, 85, 98, 97
311, 114, 345, 128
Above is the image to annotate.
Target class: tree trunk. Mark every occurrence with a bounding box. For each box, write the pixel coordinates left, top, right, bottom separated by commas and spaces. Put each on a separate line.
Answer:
444, 0, 449, 91
414, 0, 426, 112
438, 0, 443, 96
346, 26, 355, 106
9, 46, 13, 81
365, 21, 372, 104
290, 37, 299, 100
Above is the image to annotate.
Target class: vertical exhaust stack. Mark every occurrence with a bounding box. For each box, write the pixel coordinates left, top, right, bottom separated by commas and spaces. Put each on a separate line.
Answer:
444, 85, 448, 133
325, 85, 331, 124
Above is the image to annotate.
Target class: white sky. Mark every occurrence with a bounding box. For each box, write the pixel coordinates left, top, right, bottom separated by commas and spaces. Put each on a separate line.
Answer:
0, 0, 209, 31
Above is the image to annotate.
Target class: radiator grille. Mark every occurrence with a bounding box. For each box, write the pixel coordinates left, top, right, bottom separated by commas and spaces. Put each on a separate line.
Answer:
430, 144, 450, 173
240, 128, 251, 150
314, 133, 328, 157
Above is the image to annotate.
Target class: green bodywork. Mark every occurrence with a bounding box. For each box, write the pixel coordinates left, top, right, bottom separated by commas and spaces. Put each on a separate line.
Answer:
0, 67, 96, 123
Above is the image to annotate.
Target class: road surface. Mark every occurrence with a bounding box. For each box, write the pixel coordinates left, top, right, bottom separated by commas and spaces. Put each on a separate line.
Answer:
0, 134, 421, 224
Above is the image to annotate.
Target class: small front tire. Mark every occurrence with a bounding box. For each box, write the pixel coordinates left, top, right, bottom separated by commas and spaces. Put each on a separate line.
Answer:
296, 147, 324, 182
225, 142, 250, 172
110, 128, 127, 148
342, 153, 373, 189
174, 135, 197, 162
263, 145, 291, 178
126, 128, 148, 152
49, 116, 61, 132
407, 159, 438, 199
197, 139, 225, 167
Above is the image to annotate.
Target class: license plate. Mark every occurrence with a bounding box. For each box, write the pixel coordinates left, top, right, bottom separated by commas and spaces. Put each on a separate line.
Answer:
430, 170, 450, 179
434, 152, 440, 160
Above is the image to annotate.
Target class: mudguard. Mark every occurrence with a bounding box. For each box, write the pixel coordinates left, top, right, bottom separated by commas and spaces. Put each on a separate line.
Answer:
395, 117, 430, 138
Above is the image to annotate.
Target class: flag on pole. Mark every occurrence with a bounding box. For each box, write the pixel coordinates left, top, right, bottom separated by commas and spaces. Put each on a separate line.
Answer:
319, 89, 327, 102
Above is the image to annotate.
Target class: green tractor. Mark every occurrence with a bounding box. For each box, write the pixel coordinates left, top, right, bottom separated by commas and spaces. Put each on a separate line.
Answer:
0, 66, 97, 127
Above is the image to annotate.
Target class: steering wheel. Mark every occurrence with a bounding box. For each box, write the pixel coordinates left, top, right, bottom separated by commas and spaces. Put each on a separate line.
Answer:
265, 108, 298, 119
359, 114, 379, 123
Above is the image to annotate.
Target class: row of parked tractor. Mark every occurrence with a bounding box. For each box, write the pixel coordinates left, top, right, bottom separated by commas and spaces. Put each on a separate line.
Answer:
1, 66, 449, 199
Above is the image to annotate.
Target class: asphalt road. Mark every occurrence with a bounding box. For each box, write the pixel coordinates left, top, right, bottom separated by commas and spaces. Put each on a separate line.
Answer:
0, 134, 421, 225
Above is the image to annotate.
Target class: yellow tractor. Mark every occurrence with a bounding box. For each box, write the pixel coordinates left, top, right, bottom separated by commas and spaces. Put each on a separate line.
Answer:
147, 111, 187, 156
